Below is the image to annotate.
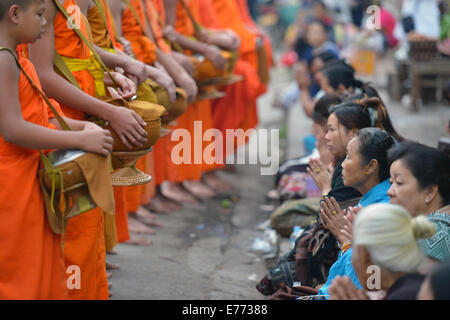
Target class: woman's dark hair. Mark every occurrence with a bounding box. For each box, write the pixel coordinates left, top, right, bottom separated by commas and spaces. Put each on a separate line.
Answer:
322, 62, 364, 91
388, 141, 450, 206
344, 87, 405, 142
357, 128, 395, 181
429, 263, 450, 300
311, 94, 342, 125
308, 51, 338, 69
328, 102, 371, 132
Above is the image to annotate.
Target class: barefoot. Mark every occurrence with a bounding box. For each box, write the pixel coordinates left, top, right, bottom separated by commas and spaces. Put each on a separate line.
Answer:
131, 209, 163, 228
124, 233, 153, 246
182, 180, 216, 199
202, 171, 233, 192
106, 261, 120, 270
108, 282, 112, 290
107, 272, 112, 279
145, 193, 182, 214
161, 181, 200, 204
128, 215, 157, 235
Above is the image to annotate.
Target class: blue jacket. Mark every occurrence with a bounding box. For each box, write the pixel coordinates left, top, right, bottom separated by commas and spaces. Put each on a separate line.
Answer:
318, 179, 391, 298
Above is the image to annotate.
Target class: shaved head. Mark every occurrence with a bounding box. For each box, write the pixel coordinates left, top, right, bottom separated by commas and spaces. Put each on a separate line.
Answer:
0, 0, 32, 19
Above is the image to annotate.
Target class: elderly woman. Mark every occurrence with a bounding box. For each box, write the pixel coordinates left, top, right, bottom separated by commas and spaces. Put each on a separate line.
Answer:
329, 203, 436, 300
315, 128, 395, 298
387, 141, 450, 263
308, 97, 393, 201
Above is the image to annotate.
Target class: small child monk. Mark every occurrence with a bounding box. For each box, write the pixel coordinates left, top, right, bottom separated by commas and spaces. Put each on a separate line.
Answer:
0, 0, 114, 299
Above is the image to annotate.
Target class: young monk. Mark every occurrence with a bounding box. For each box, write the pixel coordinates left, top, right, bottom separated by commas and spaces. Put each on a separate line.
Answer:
85, 0, 156, 249
195, 0, 261, 186
117, 0, 206, 205
88, 0, 164, 243
27, 0, 149, 300
210, 0, 273, 134
105, 0, 184, 238
161, 0, 239, 201
0, 0, 114, 299
103, 0, 179, 219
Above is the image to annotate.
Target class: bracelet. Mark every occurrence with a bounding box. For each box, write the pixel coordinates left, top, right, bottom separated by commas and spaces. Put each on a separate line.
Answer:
340, 240, 352, 254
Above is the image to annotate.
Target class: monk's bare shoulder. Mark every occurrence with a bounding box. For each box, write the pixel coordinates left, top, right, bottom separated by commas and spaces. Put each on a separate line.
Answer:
0, 51, 20, 82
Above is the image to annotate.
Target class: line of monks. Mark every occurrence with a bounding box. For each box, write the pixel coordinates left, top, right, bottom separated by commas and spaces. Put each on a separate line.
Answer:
0, 0, 272, 299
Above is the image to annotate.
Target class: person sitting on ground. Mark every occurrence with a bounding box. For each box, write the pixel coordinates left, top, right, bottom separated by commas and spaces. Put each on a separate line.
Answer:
328, 203, 436, 300
303, 19, 339, 63
387, 141, 450, 265
335, 141, 450, 298
274, 94, 342, 202
319, 60, 363, 97
418, 262, 450, 300
275, 50, 337, 118
343, 85, 405, 143
315, 127, 395, 298
310, 0, 334, 37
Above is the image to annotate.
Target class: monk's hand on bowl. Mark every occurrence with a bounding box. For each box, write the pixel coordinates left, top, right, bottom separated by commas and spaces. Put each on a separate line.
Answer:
223, 30, 240, 50
214, 30, 240, 51
82, 121, 102, 132
204, 45, 226, 70
108, 107, 147, 149
195, 29, 211, 43
171, 52, 195, 77
177, 74, 198, 104
82, 126, 114, 157
106, 72, 137, 100
122, 60, 147, 84
153, 71, 177, 104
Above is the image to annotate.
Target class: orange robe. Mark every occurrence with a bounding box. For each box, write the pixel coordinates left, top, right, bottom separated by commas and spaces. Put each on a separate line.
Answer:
88, 0, 130, 244
234, 0, 273, 76
211, 0, 268, 131
88, 2, 134, 243
148, 0, 179, 185
172, 0, 219, 177
122, 0, 157, 64
120, 0, 157, 210
0, 47, 68, 300
197, 0, 261, 157
54, 0, 108, 300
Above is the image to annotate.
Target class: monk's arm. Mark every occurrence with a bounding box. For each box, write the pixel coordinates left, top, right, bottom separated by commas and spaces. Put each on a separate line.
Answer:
50, 116, 102, 132
29, 1, 147, 149
29, 1, 115, 119
198, 29, 241, 51
156, 49, 198, 103
0, 53, 110, 153
161, 25, 226, 70
94, 44, 147, 83
163, 0, 177, 27
156, 49, 190, 83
